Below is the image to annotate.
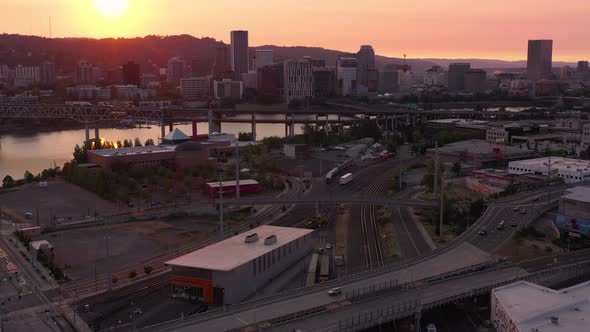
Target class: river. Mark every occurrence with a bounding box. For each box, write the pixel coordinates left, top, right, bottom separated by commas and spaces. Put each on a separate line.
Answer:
0, 122, 300, 181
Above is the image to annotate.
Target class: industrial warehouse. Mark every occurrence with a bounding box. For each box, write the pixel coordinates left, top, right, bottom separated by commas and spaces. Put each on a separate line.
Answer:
508, 157, 590, 184
165, 225, 314, 305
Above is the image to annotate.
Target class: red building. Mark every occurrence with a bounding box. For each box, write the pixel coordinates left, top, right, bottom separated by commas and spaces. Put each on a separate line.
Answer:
205, 179, 259, 197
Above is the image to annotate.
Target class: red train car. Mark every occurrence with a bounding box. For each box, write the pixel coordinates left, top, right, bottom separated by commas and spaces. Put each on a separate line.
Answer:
205, 179, 260, 197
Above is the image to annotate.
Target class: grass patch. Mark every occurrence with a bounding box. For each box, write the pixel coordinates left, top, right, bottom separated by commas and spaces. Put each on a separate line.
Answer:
382, 223, 399, 258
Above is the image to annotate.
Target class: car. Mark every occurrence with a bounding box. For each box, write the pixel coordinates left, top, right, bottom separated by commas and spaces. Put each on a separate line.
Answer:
497, 220, 505, 230
325, 243, 332, 250
511, 222, 517, 227
513, 207, 519, 212
520, 209, 527, 214
426, 323, 438, 332
327, 287, 342, 296
478, 229, 487, 236
533, 197, 539, 201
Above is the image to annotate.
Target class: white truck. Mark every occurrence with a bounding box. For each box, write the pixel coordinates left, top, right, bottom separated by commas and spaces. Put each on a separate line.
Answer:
339, 173, 353, 185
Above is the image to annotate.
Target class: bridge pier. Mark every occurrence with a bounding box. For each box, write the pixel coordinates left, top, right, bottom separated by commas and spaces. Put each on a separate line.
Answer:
161, 122, 166, 142
251, 113, 257, 142
169, 122, 173, 132
338, 115, 342, 135
84, 122, 90, 144
415, 309, 422, 332
94, 127, 100, 141
285, 114, 289, 137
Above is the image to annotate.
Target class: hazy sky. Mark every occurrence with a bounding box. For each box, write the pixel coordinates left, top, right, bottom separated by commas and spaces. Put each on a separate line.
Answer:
2, 0, 589, 61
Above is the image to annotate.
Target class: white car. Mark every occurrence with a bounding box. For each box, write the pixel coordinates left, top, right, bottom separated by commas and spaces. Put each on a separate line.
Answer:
325, 243, 332, 250
426, 323, 437, 332
327, 287, 342, 296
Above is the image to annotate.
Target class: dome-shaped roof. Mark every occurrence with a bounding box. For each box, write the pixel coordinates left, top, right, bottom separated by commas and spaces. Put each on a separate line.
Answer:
175, 141, 204, 152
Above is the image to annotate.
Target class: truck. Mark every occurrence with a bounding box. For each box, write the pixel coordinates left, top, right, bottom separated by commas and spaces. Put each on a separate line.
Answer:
339, 173, 353, 185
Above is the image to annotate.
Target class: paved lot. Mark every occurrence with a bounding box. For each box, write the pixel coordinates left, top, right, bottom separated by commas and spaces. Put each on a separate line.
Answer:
0, 180, 122, 225
37, 218, 216, 280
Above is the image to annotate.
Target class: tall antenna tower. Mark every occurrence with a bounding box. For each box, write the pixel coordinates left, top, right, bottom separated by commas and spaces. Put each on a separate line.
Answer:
402, 53, 408, 72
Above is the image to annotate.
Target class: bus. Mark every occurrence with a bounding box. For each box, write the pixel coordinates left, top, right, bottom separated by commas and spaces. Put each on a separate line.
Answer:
339, 173, 353, 185
319, 255, 330, 282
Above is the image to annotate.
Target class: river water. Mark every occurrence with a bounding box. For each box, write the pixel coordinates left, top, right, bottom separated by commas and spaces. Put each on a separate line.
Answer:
0, 122, 299, 181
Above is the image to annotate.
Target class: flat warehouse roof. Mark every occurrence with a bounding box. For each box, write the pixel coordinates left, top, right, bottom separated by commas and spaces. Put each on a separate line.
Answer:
562, 186, 590, 203
165, 225, 313, 271
510, 157, 590, 172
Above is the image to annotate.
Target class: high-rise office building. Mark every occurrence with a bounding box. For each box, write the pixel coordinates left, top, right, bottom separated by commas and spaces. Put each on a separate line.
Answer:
578, 61, 589, 73
378, 67, 399, 94
337, 57, 358, 96
39, 61, 55, 85
357, 45, 375, 90
527, 40, 553, 81
447, 63, 471, 91
76, 60, 95, 85
424, 66, 446, 86
122, 61, 140, 86
464, 69, 487, 93
213, 79, 243, 99
231, 30, 249, 80
212, 43, 232, 79
257, 63, 284, 100
180, 77, 209, 100
284, 59, 314, 103
167, 57, 186, 86
255, 49, 274, 70
313, 67, 336, 98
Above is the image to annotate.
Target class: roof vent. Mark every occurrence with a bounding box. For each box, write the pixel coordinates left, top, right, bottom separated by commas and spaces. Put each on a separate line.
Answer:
245, 233, 259, 243
264, 235, 277, 245
551, 316, 559, 325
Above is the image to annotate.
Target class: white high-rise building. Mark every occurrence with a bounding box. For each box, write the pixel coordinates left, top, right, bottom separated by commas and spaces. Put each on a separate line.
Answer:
284, 59, 314, 103
337, 57, 357, 96
255, 49, 273, 70
15, 65, 40, 82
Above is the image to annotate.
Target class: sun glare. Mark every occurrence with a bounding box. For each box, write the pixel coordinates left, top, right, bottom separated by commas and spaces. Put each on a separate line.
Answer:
94, 0, 129, 18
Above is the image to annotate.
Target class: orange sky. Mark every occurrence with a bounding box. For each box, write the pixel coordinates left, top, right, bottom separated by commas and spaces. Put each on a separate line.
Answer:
2, 0, 589, 61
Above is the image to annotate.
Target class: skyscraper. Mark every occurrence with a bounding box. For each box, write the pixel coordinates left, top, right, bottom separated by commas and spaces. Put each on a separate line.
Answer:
231, 30, 249, 80
527, 40, 553, 81
578, 61, 589, 73
122, 61, 140, 86
447, 63, 471, 91
255, 49, 274, 70
357, 45, 375, 90
212, 43, 232, 79
167, 57, 186, 86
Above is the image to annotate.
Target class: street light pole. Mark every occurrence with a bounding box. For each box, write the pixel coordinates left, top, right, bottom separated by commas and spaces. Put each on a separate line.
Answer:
235, 142, 240, 200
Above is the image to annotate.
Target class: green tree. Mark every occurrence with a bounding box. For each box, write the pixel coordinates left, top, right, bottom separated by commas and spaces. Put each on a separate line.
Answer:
123, 139, 133, 148
134, 137, 143, 147
24, 171, 35, 183
238, 132, 254, 141
73, 144, 88, 164
2, 175, 15, 188
144, 138, 155, 146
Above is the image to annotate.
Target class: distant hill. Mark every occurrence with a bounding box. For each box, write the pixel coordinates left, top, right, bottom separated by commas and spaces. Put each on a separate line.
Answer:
421, 58, 576, 70
0, 34, 574, 77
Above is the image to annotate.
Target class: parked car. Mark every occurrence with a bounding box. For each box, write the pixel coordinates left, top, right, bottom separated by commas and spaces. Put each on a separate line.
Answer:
497, 220, 505, 230
520, 209, 527, 214
327, 287, 342, 296
478, 229, 487, 236
513, 207, 519, 212
325, 243, 332, 250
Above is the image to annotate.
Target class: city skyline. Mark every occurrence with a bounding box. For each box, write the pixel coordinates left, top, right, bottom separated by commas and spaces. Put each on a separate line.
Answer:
1, 0, 588, 62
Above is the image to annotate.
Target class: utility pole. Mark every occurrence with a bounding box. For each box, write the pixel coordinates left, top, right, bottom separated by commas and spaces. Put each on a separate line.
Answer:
433, 141, 439, 196
547, 157, 551, 204
235, 142, 240, 200
219, 166, 224, 240
439, 172, 444, 238
105, 237, 112, 291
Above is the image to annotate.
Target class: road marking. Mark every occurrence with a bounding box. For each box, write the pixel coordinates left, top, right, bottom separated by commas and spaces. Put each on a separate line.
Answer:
233, 316, 249, 325
397, 208, 419, 256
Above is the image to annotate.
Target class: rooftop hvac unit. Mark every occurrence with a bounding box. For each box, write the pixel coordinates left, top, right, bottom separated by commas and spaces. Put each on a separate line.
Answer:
264, 235, 277, 245
245, 233, 259, 243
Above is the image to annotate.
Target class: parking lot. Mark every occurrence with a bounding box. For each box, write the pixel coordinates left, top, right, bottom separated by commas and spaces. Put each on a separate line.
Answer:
0, 180, 122, 225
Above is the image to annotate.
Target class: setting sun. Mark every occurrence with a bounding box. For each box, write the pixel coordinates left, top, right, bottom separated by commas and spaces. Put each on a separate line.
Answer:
94, 0, 129, 18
